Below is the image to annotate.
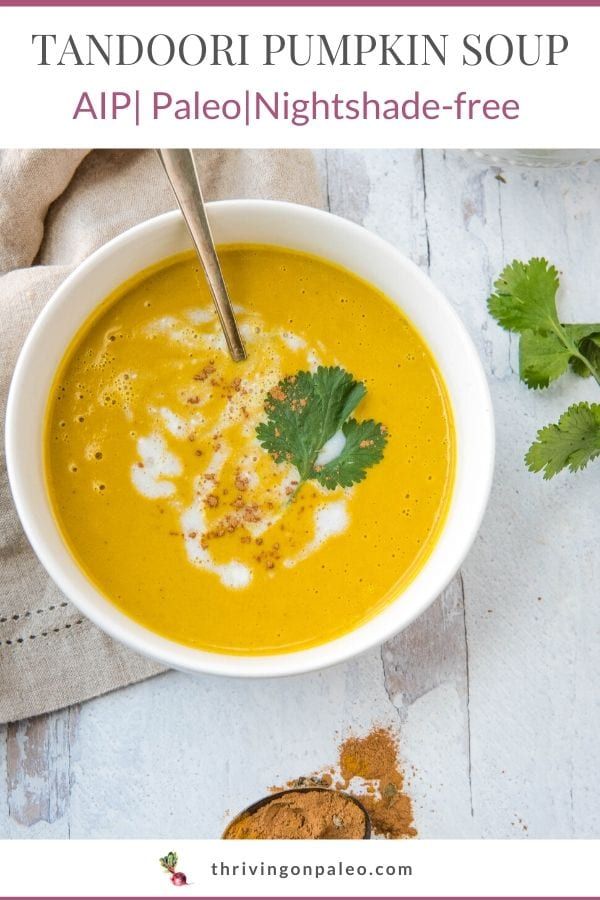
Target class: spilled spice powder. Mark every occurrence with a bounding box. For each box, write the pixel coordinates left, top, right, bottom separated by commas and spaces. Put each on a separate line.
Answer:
223, 789, 367, 840
338, 728, 416, 839
258, 727, 416, 840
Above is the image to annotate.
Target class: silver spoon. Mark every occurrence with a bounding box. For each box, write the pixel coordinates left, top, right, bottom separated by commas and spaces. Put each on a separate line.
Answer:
157, 149, 246, 362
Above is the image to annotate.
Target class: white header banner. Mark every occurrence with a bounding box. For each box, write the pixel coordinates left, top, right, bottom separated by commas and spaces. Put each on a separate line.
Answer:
0, 5, 597, 148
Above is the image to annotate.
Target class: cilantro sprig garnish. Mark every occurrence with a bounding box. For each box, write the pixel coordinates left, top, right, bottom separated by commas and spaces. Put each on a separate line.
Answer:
256, 366, 387, 492
488, 258, 600, 478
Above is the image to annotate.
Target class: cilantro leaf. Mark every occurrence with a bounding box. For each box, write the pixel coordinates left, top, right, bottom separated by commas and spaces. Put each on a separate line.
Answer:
256, 366, 387, 492
315, 419, 387, 489
488, 258, 560, 334
519, 330, 571, 389
517, 324, 600, 388
525, 402, 600, 478
565, 326, 600, 378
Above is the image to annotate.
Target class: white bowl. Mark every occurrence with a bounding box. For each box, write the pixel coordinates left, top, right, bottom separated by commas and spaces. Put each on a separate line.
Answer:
5, 201, 494, 677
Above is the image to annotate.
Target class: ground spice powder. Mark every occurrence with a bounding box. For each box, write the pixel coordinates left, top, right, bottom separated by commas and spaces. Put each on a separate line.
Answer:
227, 726, 416, 840
337, 728, 416, 839
224, 789, 367, 839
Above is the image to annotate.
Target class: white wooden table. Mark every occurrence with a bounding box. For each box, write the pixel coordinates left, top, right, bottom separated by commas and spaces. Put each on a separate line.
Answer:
2, 149, 600, 839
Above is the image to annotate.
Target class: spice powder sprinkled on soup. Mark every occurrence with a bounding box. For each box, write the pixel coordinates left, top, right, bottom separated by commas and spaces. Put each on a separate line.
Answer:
45, 245, 455, 654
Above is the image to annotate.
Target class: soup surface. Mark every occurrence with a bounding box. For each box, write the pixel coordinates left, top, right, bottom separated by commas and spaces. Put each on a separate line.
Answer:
45, 245, 454, 654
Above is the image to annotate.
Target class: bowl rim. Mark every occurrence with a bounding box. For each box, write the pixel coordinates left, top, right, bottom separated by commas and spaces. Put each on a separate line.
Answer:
5, 200, 495, 677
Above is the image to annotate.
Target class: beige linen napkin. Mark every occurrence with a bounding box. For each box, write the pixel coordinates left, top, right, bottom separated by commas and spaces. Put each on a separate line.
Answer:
0, 148, 323, 724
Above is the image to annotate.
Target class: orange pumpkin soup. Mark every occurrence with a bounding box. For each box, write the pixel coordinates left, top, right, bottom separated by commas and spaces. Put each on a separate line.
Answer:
45, 245, 454, 654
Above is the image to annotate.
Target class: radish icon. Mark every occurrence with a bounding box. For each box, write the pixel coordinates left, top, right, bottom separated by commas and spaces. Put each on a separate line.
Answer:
159, 851, 188, 886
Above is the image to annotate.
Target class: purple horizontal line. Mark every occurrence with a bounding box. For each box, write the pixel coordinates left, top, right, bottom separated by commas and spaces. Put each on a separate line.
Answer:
1, 1, 600, 5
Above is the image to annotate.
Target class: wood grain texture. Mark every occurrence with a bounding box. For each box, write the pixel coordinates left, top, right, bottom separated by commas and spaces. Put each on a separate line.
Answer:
2, 149, 600, 838
0, 708, 77, 837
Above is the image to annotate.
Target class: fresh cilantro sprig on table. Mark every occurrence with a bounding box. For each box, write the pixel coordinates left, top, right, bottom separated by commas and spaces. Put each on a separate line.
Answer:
487, 258, 600, 478
256, 366, 387, 493
488, 259, 600, 389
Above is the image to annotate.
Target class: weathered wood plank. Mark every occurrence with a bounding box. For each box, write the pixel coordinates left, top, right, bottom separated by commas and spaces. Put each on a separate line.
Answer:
325, 149, 475, 837
2, 707, 76, 836
422, 151, 600, 837
381, 574, 476, 837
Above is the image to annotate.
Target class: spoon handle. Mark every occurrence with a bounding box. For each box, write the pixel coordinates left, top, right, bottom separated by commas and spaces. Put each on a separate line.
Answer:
157, 149, 247, 362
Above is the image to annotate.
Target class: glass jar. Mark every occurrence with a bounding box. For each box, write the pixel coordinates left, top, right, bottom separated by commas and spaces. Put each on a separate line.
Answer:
472, 149, 600, 168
